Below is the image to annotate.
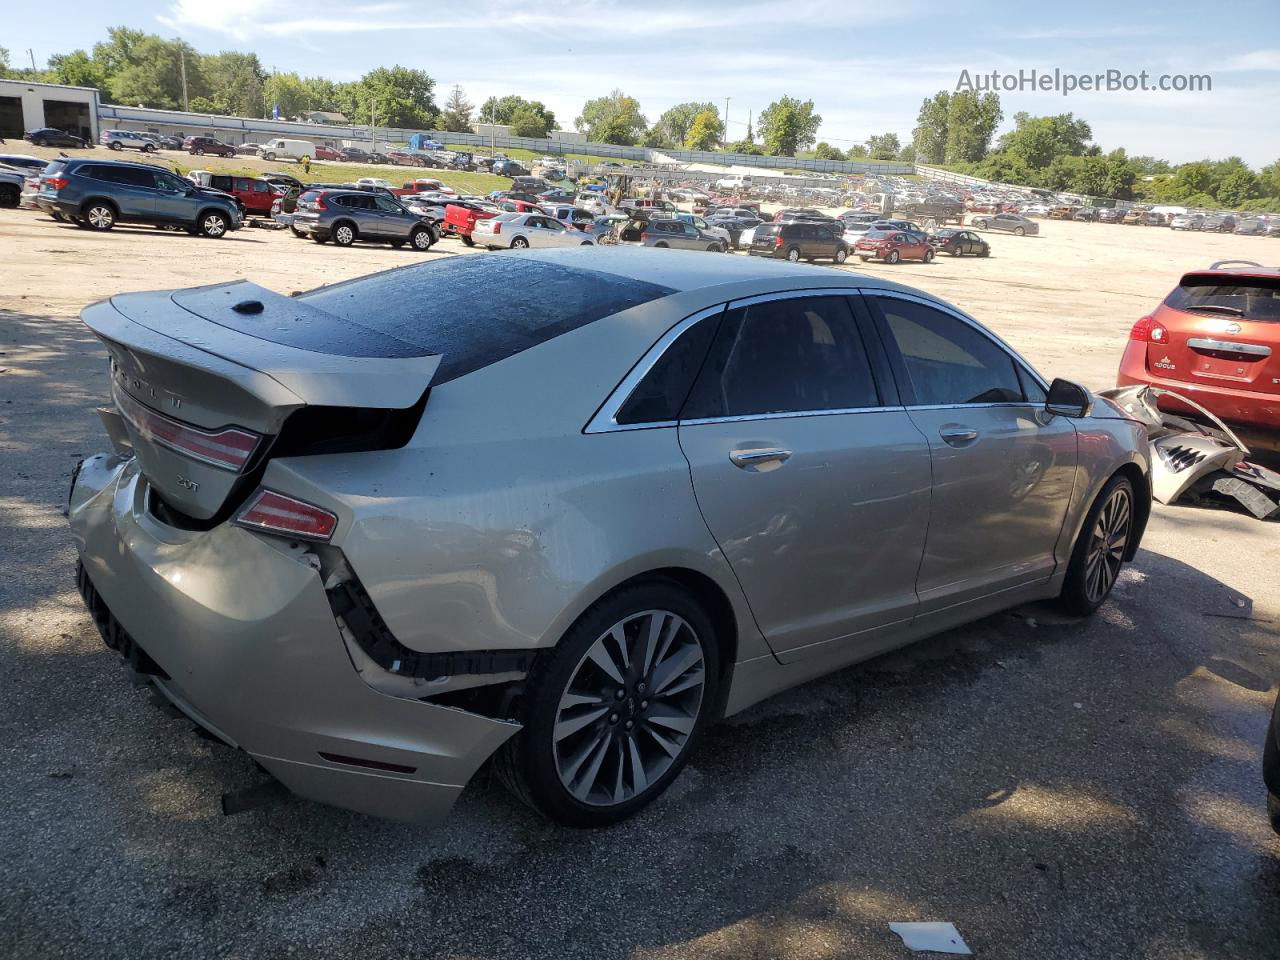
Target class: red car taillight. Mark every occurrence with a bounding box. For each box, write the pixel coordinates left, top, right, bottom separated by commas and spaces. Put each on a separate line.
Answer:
236, 489, 337, 542
774, 235, 784, 249
1129, 315, 1168, 343
112, 380, 259, 472
492, 223, 502, 235
44, 176, 69, 191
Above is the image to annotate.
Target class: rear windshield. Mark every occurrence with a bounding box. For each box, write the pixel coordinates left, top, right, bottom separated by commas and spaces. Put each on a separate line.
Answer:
298, 257, 675, 382
1166, 275, 1280, 323
863, 229, 895, 239
754, 224, 781, 237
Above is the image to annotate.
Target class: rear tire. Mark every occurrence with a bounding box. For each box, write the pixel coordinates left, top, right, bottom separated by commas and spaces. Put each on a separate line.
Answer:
108, 141, 122, 151
886, 249, 900, 264
461, 234, 475, 247
511, 236, 530, 249
333, 222, 356, 246
1014, 227, 1025, 236
494, 580, 720, 827
1057, 474, 1135, 617
834, 247, 848, 264
83, 203, 116, 231
786, 246, 801, 262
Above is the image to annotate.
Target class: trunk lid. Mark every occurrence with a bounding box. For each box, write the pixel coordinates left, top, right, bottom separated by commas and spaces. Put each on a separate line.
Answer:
1153, 273, 1280, 397
84, 281, 438, 521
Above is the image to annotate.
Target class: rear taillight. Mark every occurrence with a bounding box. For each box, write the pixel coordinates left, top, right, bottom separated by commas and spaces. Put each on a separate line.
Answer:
236, 489, 337, 542
112, 379, 259, 472
774, 235, 784, 249
45, 176, 69, 191
493, 223, 502, 234
312, 196, 327, 210
1130, 315, 1167, 343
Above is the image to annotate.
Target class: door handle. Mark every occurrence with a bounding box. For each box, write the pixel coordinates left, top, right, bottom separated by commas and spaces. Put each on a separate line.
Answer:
939, 426, 979, 447
729, 448, 792, 470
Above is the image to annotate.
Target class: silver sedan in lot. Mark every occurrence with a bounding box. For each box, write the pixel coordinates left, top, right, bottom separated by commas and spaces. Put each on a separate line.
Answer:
68, 250, 1150, 828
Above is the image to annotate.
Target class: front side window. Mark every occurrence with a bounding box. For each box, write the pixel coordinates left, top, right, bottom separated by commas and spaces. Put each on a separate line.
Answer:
876, 298, 1024, 406
683, 296, 879, 419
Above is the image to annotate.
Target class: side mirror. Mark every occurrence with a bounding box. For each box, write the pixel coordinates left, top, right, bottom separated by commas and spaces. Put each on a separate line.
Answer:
1045, 378, 1091, 418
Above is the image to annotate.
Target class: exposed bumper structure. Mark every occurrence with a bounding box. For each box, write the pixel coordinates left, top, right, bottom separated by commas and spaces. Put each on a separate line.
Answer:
68, 454, 519, 825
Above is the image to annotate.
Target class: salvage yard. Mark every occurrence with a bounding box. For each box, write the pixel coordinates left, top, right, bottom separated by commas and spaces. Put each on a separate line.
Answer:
2, 205, 1279, 959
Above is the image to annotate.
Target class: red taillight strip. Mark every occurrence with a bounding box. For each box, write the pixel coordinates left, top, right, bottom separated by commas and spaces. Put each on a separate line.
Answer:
235, 489, 337, 542
112, 379, 259, 472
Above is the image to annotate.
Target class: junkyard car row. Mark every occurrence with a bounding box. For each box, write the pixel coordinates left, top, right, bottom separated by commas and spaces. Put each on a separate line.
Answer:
2, 138, 1278, 840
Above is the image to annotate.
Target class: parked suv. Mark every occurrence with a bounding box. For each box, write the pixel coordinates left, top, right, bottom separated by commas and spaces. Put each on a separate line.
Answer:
34, 157, 241, 237
750, 221, 849, 263
291, 189, 437, 250
184, 136, 237, 158
618, 217, 726, 252
100, 129, 159, 152
1117, 260, 1280, 449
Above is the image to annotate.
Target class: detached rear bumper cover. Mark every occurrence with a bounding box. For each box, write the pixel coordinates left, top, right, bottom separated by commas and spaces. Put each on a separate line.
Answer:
69, 454, 518, 825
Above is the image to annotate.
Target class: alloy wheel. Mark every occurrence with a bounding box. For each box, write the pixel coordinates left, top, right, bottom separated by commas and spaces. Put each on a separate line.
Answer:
203, 215, 226, 237
1085, 485, 1131, 604
86, 206, 114, 229
553, 609, 706, 807
335, 225, 354, 245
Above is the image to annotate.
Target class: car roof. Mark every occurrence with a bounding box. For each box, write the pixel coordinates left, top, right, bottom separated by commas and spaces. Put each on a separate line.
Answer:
506, 247, 935, 300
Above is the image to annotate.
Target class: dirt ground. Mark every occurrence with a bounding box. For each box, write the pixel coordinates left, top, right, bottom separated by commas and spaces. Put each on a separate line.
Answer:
2, 203, 1279, 960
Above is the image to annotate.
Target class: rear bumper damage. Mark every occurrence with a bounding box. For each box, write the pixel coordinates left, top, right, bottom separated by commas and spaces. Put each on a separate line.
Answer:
68, 454, 519, 825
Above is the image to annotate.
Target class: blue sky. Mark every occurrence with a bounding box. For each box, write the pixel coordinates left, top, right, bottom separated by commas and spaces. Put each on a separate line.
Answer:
9, 0, 1280, 165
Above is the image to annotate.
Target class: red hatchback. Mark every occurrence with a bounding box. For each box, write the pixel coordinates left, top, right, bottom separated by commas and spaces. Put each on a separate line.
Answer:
854, 229, 935, 264
1117, 261, 1280, 448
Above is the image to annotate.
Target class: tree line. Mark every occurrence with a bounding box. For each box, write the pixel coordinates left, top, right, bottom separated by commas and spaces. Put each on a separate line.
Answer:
4, 31, 1277, 208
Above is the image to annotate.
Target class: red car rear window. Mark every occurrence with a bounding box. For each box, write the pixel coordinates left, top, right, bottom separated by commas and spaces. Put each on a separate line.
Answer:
1166, 275, 1280, 323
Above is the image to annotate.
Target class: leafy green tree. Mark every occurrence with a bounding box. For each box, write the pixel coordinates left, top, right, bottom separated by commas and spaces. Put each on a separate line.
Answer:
1216, 167, 1260, 207
758, 96, 821, 156
263, 72, 309, 118
898, 143, 917, 163
865, 132, 901, 160
202, 51, 266, 117
47, 50, 103, 89
912, 92, 950, 164
812, 142, 845, 160
110, 35, 206, 109
684, 109, 722, 150
508, 103, 552, 137
727, 139, 763, 155
480, 95, 556, 131
944, 91, 1002, 163
653, 102, 719, 148
575, 90, 647, 145
845, 143, 868, 159
351, 66, 438, 128
440, 84, 474, 132
996, 111, 1092, 169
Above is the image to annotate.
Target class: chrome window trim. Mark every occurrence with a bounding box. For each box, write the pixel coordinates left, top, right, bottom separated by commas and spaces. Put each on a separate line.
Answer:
862, 287, 1052, 397
681, 405, 902, 427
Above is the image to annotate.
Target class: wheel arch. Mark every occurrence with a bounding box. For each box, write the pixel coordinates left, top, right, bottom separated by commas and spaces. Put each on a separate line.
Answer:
196, 205, 232, 224
1112, 461, 1151, 561
331, 217, 359, 236
80, 195, 119, 215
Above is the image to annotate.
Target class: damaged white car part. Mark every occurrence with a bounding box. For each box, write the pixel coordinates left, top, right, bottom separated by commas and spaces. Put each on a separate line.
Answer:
1100, 385, 1280, 519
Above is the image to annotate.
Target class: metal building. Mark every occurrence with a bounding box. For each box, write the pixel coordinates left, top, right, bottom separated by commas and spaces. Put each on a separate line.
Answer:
0, 79, 100, 144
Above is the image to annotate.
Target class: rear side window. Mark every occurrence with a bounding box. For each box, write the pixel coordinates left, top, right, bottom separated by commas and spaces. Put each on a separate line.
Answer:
1166, 276, 1280, 323
615, 313, 722, 425
876, 298, 1024, 405
683, 296, 879, 419
298, 257, 675, 381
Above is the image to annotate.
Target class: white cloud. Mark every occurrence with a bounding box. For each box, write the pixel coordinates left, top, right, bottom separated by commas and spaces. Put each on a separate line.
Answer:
1221, 49, 1280, 72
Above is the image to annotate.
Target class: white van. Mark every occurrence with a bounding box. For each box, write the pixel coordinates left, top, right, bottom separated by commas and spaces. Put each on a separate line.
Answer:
258, 139, 315, 162
715, 174, 753, 191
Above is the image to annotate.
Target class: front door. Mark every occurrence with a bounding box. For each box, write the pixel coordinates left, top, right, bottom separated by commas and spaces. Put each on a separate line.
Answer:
151, 169, 196, 223
867, 293, 1077, 612
678, 292, 931, 661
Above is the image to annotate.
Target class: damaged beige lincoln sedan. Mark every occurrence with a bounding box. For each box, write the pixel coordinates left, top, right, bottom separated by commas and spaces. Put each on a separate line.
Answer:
69, 249, 1150, 827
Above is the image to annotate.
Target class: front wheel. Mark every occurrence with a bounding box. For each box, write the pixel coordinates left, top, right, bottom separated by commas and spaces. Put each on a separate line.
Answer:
410, 227, 433, 251
494, 581, 719, 827
263, 152, 276, 161
199, 212, 228, 237
923, 248, 934, 263
1057, 475, 1135, 616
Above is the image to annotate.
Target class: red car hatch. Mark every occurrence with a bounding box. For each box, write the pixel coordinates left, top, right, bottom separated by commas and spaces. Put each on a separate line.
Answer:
1140, 270, 1280, 395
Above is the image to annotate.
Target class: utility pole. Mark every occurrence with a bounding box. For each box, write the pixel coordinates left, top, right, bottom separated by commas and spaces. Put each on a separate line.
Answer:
179, 48, 189, 112
27, 49, 37, 72
371, 100, 377, 153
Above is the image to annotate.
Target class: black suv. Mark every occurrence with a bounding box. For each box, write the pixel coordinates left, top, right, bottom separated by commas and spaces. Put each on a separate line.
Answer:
34, 158, 241, 237
750, 221, 849, 263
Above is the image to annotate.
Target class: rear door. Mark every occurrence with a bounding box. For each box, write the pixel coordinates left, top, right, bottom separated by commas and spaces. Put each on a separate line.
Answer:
1155, 273, 1280, 405
677, 292, 931, 661
102, 165, 157, 219
868, 293, 1077, 611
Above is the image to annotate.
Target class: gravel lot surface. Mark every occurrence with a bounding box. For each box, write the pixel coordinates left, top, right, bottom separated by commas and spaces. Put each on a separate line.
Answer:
1, 205, 1278, 959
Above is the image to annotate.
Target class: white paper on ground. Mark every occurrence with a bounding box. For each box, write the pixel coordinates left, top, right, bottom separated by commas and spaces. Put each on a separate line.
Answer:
888, 922, 973, 955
